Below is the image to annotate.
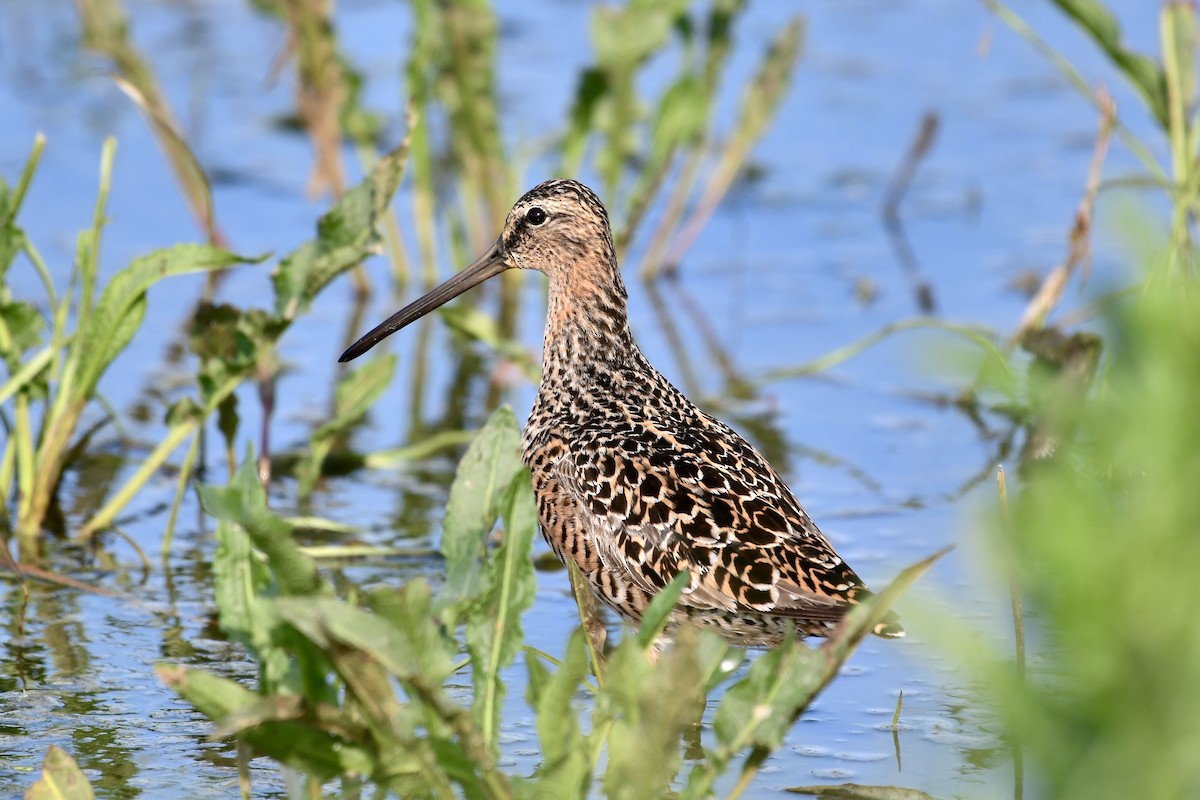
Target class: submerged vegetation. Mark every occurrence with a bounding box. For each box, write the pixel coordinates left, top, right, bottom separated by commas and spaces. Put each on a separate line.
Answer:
3, 0, 1200, 798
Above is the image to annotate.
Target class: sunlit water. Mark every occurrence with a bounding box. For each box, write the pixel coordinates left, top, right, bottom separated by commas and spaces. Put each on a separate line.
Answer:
0, 0, 1158, 797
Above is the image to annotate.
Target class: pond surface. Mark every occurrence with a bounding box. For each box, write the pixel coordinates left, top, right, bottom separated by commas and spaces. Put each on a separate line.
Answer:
0, 0, 1158, 797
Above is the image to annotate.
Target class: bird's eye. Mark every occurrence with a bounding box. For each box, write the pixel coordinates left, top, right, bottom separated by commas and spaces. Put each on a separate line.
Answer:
526, 206, 547, 225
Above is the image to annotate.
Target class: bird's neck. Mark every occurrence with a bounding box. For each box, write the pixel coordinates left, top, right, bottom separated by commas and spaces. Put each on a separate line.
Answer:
541, 270, 637, 390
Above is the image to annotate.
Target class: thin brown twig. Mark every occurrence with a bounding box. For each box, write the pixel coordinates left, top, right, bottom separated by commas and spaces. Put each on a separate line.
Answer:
0, 559, 124, 598
1012, 85, 1117, 342
883, 110, 940, 314
883, 111, 940, 222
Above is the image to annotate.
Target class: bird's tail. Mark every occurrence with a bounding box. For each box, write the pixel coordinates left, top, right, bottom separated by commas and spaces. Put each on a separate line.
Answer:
871, 610, 905, 638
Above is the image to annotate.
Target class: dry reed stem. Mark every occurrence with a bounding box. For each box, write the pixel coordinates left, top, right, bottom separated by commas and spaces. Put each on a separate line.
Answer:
1012, 85, 1116, 342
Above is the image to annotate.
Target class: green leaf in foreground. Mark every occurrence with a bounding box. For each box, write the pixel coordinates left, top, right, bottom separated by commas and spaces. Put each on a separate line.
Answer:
466, 468, 539, 752
527, 630, 592, 796
273, 141, 409, 320
25, 745, 94, 800
200, 448, 324, 597
156, 665, 375, 782
276, 592, 454, 686
633, 569, 690, 650
69, 244, 260, 398
603, 623, 716, 800
437, 404, 524, 620
1050, 0, 1168, 126
298, 352, 397, 498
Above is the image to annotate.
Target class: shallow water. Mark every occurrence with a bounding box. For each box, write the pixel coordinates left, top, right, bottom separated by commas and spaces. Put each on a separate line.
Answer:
0, 0, 1158, 797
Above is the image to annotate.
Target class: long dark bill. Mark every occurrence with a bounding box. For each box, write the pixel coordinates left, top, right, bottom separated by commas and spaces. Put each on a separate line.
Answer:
339, 239, 507, 362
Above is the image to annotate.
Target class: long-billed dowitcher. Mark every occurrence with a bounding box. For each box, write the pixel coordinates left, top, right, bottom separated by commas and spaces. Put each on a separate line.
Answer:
340, 179, 902, 645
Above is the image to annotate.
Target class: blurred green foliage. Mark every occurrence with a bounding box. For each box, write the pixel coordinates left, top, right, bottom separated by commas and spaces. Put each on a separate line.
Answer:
987, 283, 1200, 799
976, 4, 1200, 799
157, 406, 936, 798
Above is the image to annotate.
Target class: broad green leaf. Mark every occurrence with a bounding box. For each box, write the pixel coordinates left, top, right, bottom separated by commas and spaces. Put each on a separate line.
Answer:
274, 593, 495, 797
437, 405, 523, 619
273, 142, 408, 320
210, 506, 290, 687
25, 745, 94, 800
565, 0, 691, 186
156, 665, 375, 781
0, 301, 43, 359
688, 548, 949, 798
735, 19, 804, 151
276, 593, 454, 686
1051, 0, 1169, 126
368, 581, 457, 685
590, 0, 690, 69
710, 636, 820, 753
465, 468, 539, 750
603, 623, 710, 800
69, 244, 257, 399
649, 76, 706, 162
527, 630, 593, 796
439, 304, 539, 382
199, 449, 324, 597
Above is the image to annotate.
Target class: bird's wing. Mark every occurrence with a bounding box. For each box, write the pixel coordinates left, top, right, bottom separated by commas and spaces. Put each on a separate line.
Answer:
559, 410, 873, 625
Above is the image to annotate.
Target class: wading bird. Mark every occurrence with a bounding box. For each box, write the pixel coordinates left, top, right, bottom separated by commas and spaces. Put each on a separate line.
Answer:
340, 179, 901, 645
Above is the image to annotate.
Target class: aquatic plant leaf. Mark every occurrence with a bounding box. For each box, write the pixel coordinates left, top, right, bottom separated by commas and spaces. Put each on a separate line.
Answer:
563, 0, 691, 181
437, 405, 523, 620
1162, 0, 1197, 170
526, 630, 592, 796
709, 635, 818, 755
465, 468, 539, 750
0, 301, 42, 358
648, 75, 707, 162
632, 569, 689, 650
25, 745, 94, 800
439, 304, 540, 382
993, 285, 1200, 799
298, 353, 397, 497
277, 591, 454, 686
156, 665, 375, 781
1050, 0, 1169, 126
686, 548, 948, 798
69, 244, 256, 399
603, 623, 710, 800
273, 141, 408, 320
199, 449, 324, 597
368, 581, 457, 681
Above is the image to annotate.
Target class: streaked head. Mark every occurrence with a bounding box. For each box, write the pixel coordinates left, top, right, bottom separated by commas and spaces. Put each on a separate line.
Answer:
339, 179, 619, 362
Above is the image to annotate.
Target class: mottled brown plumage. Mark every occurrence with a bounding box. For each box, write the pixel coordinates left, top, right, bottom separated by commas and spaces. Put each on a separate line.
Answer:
341, 179, 902, 645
